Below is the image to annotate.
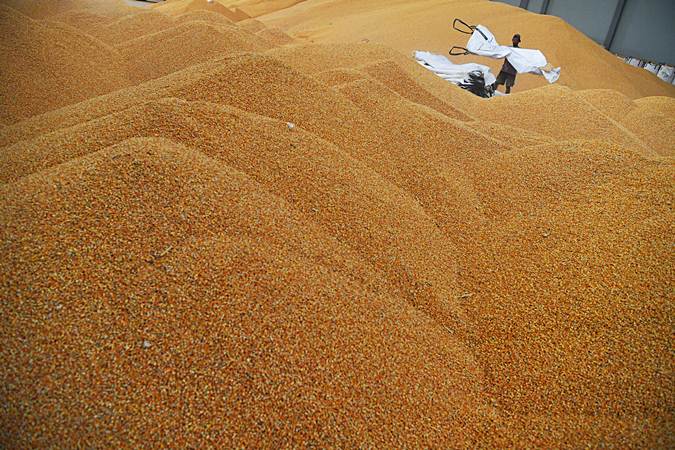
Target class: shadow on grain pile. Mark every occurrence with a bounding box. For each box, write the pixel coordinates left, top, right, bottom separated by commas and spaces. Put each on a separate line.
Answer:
0, 0, 673, 448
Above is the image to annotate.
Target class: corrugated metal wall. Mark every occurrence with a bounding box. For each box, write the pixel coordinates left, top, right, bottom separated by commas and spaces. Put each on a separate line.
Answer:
545, 0, 618, 44
610, 0, 675, 64
526, 0, 545, 13
492, 0, 675, 65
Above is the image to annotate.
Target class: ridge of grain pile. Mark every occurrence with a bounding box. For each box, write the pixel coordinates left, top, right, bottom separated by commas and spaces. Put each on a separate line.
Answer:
254, 25, 295, 45
0, 4, 129, 124
157, 0, 251, 22
116, 20, 273, 83
174, 9, 235, 25
575, 89, 675, 156
473, 84, 657, 156
0, 0, 134, 19
219, 0, 306, 18
0, 0, 673, 448
237, 17, 267, 32
265, 42, 480, 114
90, 10, 176, 44
52, 9, 115, 31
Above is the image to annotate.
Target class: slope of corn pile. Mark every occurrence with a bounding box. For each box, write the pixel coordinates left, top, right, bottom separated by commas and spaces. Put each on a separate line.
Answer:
1, 0, 673, 448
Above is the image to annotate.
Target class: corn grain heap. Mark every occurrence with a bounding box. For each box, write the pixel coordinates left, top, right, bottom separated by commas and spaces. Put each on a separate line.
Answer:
0, 0, 673, 448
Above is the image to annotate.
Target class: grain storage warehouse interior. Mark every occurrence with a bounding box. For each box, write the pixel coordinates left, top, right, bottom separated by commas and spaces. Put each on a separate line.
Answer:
0, 0, 673, 447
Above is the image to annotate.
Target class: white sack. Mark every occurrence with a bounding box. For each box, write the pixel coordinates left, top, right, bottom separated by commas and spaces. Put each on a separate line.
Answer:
466, 25, 560, 83
644, 62, 660, 74
466, 25, 510, 58
414, 50, 496, 86
656, 65, 674, 83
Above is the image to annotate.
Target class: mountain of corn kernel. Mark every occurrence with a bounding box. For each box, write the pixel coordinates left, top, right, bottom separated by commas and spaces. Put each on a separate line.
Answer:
1, 0, 673, 448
